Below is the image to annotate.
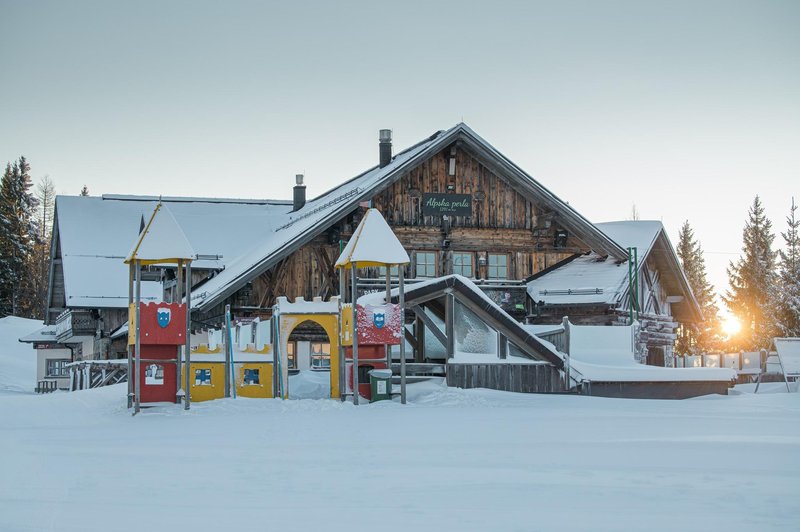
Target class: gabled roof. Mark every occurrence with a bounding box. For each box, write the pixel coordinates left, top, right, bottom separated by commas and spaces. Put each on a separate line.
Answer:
192, 123, 627, 310
51, 194, 289, 309
527, 220, 702, 322
50, 123, 628, 313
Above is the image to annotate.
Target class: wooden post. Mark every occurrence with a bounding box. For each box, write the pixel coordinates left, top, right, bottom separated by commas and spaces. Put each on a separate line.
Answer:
134, 260, 142, 415
414, 314, 425, 363
271, 314, 278, 398
498, 333, 507, 360
175, 259, 183, 404
385, 268, 391, 371
445, 290, 455, 359
351, 266, 359, 405
224, 303, 231, 398
399, 267, 407, 404
562, 316, 571, 390
127, 261, 134, 408
338, 269, 346, 401
184, 261, 192, 410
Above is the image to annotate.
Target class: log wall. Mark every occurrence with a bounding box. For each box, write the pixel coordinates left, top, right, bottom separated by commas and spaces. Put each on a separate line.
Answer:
446, 362, 565, 393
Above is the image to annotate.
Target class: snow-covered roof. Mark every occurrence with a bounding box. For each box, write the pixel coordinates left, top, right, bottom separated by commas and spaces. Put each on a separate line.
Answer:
528, 220, 663, 306
54, 123, 628, 313
192, 124, 628, 310
18, 325, 58, 344
596, 220, 663, 255
568, 323, 735, 382
125, 203, 195, 264
53, 194, 289, 309
334, 208, 410, 268
527, 220, 700, 321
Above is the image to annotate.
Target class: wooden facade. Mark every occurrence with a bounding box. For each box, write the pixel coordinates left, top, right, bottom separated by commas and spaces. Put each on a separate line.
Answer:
198, 143, 585, 324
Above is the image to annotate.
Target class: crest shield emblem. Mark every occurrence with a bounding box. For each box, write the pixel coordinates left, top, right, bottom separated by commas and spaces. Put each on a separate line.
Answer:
156, 307, 171, 329
373, 310, 385, 329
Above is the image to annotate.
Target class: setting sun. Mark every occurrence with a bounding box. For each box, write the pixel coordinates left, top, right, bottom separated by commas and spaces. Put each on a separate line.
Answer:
722, 315, 742, 336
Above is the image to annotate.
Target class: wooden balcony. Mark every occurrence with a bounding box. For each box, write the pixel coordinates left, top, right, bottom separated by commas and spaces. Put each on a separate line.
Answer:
55, 309, 97, 342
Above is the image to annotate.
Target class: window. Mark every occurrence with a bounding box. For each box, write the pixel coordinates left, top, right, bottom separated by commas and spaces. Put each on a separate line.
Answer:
145, 364, 164, 385
243, 368, 260, 385
377, 265, 399, 278
415, 252, 437, 278
452, 252, 473, 277
310, 342, 331, 370
46, 359, 69, 377
195, 368, 212, 386
487, 254, 508, 279
286, 341, 297, 370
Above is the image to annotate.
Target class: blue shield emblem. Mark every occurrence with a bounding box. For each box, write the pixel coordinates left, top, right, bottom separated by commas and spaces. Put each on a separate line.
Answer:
373, 311, 385, 329
156, 308, 171, 329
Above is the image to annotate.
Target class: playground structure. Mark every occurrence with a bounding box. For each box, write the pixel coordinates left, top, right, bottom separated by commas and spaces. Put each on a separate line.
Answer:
125, 203, 195, 415
272, 296, 340, 399
125, 205, 412, 410
333, 207, 410, 404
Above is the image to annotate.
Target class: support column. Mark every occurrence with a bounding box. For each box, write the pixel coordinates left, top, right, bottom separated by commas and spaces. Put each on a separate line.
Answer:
176, 259, 183, 404
184, 261, 192, 410
127, 262, 134, 408
134, 260, 142, 415
338, 269, 346, 401
562, 316, 571, 390
351, 266, 359, 406
399, 267, 407, 404
445, 291, 455, 359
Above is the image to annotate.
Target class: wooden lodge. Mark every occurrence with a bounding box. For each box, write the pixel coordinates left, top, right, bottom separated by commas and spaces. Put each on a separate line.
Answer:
26, 123, 704, 394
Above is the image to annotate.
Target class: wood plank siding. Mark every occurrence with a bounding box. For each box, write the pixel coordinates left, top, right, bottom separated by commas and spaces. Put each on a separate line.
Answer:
233, 144, 585, 315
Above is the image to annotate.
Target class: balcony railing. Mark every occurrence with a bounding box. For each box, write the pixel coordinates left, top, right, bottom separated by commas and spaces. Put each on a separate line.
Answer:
55, 309, 97, 342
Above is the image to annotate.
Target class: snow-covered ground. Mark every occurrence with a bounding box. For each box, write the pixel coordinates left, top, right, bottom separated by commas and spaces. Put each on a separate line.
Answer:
1, 377, 798, 531
0, 316, 42, 395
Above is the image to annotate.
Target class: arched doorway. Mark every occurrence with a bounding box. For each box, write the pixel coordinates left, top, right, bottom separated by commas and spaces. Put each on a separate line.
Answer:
287, 320, 332, 399
276, 312, 340, 400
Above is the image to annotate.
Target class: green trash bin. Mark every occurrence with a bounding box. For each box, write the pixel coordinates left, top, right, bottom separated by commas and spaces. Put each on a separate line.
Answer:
369, 369, 393, 402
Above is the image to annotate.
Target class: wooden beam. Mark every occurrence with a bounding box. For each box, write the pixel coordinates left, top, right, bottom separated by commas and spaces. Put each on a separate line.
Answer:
409, 304, 447, 347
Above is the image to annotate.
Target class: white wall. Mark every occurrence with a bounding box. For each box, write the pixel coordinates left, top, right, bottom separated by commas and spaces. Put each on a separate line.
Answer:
36, 347, 72, 390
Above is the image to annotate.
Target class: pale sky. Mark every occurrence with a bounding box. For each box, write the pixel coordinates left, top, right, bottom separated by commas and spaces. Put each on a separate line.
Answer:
1, 0, 798, 300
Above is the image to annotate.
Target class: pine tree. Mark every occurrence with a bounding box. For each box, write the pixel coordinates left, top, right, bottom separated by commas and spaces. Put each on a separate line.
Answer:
0, 157, 39, 317
724, 196, 778, 350
675, 220, 720, 354
80, 185, 89, 196
773, 198, 800, 337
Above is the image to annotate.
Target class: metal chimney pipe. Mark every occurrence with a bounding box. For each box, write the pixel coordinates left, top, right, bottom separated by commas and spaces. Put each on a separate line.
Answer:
293, 174, 306, 211
379, 129, 392, 168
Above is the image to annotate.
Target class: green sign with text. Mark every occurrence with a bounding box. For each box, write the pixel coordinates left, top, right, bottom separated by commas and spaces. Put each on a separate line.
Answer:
421, 193, 472, 217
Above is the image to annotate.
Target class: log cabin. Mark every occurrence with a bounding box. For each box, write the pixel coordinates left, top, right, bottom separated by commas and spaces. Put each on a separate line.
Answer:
27, 123, 701, 390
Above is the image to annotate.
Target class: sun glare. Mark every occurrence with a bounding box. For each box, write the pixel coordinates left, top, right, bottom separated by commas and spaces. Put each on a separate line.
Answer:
722, 315, 742, 336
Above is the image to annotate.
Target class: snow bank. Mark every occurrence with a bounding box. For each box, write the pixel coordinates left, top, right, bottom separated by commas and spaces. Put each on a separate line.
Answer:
0, 316, 42, 395
1, 381, 799, 531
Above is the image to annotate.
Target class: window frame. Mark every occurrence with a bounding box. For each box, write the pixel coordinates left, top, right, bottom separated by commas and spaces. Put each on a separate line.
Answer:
194, 368, 213, 386
310, 341, 331, 370
286, 341, 297, 370
377, 265, 399, 278
452, 252, 473, 277
243, 368, 260, 385
46, 359, 69, 378
487, 253, 509, 280
415, 251, 437, 278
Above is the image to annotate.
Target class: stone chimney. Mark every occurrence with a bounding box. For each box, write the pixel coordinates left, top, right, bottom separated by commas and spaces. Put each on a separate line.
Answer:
379, 129, 392, 168
292, 174, 306, 212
